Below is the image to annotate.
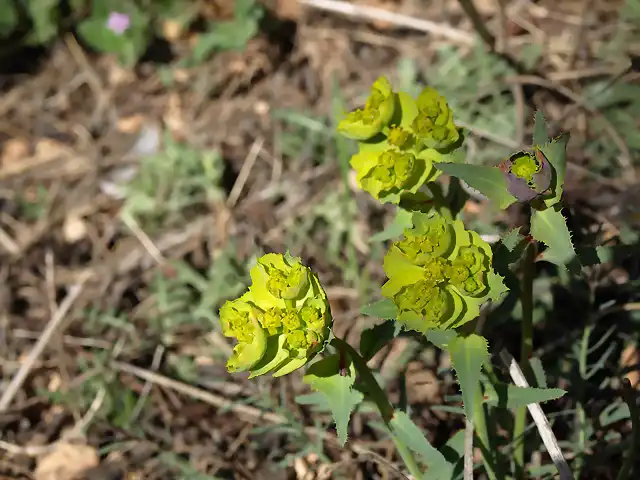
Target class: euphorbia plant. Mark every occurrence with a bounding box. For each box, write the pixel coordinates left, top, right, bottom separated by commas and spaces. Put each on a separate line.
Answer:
218, 76, 594, 479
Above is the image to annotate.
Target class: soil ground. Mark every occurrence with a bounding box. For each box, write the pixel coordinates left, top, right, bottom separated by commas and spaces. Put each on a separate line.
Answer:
1, 0, 639, 479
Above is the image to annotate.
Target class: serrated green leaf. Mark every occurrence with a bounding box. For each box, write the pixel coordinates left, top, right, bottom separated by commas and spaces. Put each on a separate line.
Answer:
531, 206, 576, 266
434, 163, 517, 209
425, 329, 458, 349
532, 111, 549, 147
539, 133, 569, 207
501, 228, 525, 252
360, 298, 397, 319
370, 208, 413, 243
389, 411, 453, 479
484, 383, 566, 409
530, 357, 548, 388
493, 228, 528, 272
295, 392, 332, 411
360, 320, 401, 361
439, 429, 466, 466
448, 334, 489, 421
303, 354, 364, 445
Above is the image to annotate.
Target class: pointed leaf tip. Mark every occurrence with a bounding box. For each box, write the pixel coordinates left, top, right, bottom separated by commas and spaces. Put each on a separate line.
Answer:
531, 207, 576, 267
532, 110, 549, 147
303, 354, 363, 445
448, 334, 489, 422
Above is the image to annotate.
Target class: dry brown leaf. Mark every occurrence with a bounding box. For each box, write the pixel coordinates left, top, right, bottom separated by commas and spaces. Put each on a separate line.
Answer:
406, 361, 441, 404
1, 138, 30, 169
620, 343, 640, 388
162, 20, 183, 42
163, 93, 186, 140
107, 59, 136, 87
47, 373, 62, 393
173, 69, 190, 83
276, 0, 302, 20
34, 442, 99, 480
63, 215, 88, 244
117, 115, 146, 134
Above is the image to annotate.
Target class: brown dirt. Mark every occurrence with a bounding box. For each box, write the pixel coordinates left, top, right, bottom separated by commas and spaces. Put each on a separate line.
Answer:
0, 0, 638, 478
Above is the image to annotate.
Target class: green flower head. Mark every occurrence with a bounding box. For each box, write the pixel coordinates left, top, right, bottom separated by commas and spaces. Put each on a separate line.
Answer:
337, 76, 396, 140
395, 213, 455, 262
219, 295, 258, 343
253, 252, 310, 301
350, 146, 437, 203
381, 213, 507, 333
387, 125, 415, 150
411, 86, 460, 150
220, 253, 332, 378
500, 150, 553, 202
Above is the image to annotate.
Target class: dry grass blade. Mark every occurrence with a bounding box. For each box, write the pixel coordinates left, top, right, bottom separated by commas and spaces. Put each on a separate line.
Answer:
110, 360, 409, 479
0, 271, 92, 412
297, 0, 475, 45
498, 349, 574, 480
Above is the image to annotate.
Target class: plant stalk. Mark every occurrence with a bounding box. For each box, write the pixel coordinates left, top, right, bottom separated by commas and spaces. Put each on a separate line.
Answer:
575, 320, 593, 478
616, 379, 639, 480
473, 383, 502, 480
331, 338, 423, 478
514, 242, 536, 478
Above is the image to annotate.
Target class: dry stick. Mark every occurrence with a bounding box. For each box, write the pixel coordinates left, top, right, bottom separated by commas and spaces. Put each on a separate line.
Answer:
498, 349, 574, 480
0, 387, 107, 456
464, 416, 474, 480
128, 345, 165, 423
0, 272, 92, 412
227, 138, 264, 208
110, 360, 409, 479
297, 0, 475, 45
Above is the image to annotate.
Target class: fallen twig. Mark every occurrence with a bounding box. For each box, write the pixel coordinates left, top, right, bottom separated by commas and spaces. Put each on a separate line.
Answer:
498, 349, 574, 480
297, 0, 474, 45
0, 272, 92, 412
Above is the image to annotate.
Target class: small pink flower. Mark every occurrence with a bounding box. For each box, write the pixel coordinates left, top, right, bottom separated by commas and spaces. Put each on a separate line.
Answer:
106, 12, 130, 35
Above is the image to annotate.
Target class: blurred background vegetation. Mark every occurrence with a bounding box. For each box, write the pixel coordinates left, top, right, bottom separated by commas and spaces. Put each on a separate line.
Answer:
0, 0, 639, 478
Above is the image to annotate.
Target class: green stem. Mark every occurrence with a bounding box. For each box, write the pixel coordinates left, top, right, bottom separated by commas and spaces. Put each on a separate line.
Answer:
473, 386, 500, 480
575, 322, 593, 478
514, 242, 536, 478
616, 379, 639, 480
331, 338, 423, 478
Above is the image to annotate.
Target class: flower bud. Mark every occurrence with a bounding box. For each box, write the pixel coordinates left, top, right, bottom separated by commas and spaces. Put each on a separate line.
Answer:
411, 86, 460, 149
220, 253, 332, 377
253, 253, 310, 301
501, 150, 552, 202
337, 76, 396, 140
381, 213, 506, 332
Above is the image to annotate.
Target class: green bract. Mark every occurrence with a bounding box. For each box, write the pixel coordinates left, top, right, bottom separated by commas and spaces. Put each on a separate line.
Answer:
381, 212, 507, 333
219, 253, 332, 377
350, 147, 437, 202
338, 77, 462, 205
337, 76, 396, 140
411, 86, 460, 150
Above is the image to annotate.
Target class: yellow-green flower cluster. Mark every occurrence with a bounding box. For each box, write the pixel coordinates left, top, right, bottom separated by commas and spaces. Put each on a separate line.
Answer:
219, 253, 331, 378
336, 76, 460, 204
381, 213, 505, 333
